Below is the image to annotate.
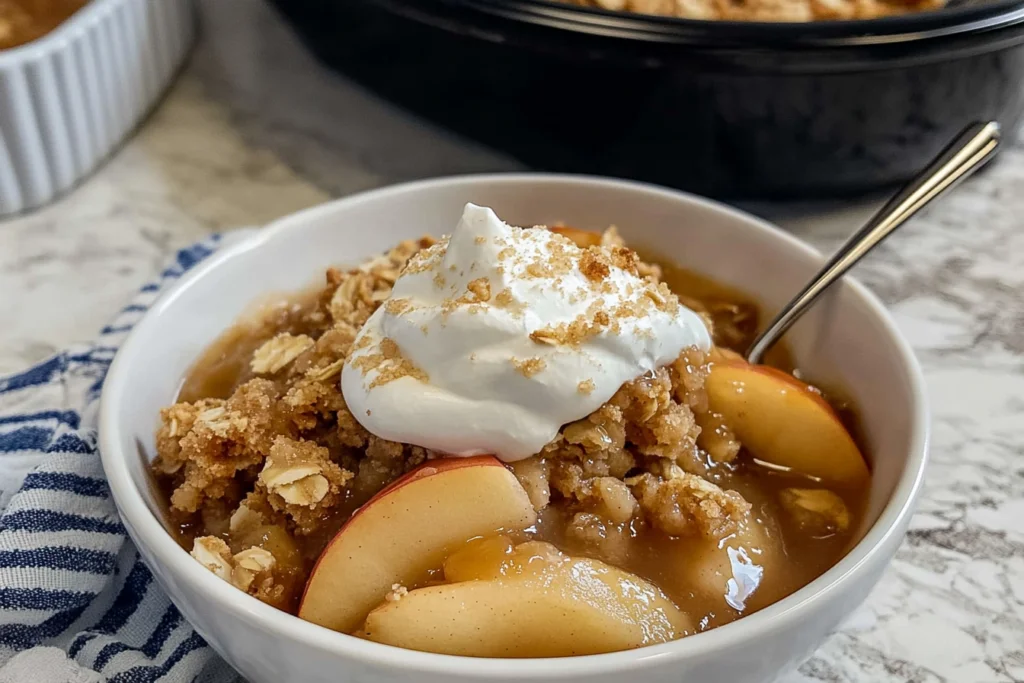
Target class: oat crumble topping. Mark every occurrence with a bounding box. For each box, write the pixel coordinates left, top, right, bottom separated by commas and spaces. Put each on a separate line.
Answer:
384, 297, 413, 316
155, 226, 773, 614
563, 0, 943, 21
251, 333, 315, 375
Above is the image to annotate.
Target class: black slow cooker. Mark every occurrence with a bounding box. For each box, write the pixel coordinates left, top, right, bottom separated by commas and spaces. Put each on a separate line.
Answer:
268, 0, 1024, 199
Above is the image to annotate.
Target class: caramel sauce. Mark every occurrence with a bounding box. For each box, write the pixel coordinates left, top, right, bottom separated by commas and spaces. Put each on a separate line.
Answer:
160, 258, 869, 640
177, 290, 321, 402
0, 0, 88, 50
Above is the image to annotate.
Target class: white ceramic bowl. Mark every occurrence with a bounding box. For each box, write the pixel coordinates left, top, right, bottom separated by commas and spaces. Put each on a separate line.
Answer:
99, 175, 929, 683
0, 0, 194, 215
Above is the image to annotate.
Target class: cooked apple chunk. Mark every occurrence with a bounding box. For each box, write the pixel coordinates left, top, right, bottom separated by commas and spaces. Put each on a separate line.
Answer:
298, 456, 536, 634
779, 488, 851, 535
673, 517, 778, 612
441, 535, 516, 583
363, 539, 691, 657
705, 360, 869, 486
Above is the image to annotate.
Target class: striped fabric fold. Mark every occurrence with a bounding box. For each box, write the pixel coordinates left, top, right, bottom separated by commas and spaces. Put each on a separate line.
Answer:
0, 235, 242, 682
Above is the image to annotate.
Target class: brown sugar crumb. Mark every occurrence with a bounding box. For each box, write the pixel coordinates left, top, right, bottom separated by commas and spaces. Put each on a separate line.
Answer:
492, 288, 525, 317
432, 273, 446, 289
608, 246, 640, 276
474, 236, 486, 245
535, 238, 577, 280
530, 309, 612, 348
441, 278, 499, 316
466, 278, 491, 302
511, 357, 547, 378
402, 240, 446, 276
384, 298, 413, 316
579, 247, 612, 283
350, 337, 430, 389
578, 379, 596, 395
525, 262, 552, 279
369, 344, 429, 388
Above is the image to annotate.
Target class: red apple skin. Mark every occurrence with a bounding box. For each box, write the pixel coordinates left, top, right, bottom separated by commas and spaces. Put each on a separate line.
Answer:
297, 455, 536, 633
364, 454, 499, 503
712, 359, 842, 424
706, 360, 869, 486
300, 455, 500, 606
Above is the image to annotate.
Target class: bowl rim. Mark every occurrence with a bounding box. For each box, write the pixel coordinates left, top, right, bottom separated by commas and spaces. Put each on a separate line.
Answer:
99, 173, 930, 678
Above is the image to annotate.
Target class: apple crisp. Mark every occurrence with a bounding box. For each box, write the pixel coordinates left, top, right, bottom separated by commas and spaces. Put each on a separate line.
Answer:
154, 226, 866, 644
563, 0, 944, 21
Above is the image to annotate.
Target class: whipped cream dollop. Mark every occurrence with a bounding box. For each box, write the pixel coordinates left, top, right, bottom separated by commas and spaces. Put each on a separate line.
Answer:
340, 204, 711, 462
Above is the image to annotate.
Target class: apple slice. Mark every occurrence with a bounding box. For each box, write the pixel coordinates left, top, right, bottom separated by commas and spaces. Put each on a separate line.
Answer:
298, 456, 536, 633
550, 225, 602, 248
677, 518, 775, 612
705, 361, 869, 486
442, 534, 515, 583
363, 541, 691, 657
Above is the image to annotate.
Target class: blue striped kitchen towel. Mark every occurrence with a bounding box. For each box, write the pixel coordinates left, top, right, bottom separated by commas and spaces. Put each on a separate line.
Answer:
0, 235, 246, 683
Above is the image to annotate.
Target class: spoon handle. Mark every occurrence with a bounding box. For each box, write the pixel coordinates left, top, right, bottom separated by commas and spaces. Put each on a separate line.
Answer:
745, 121, 1001, 365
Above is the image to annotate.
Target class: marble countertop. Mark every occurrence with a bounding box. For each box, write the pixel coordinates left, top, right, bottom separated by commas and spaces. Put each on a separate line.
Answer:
2, 0, 1022, 680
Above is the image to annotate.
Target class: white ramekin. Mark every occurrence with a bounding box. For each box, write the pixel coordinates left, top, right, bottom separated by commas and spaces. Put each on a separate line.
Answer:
0, 0, 195, 216
100, 174, 930, 683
